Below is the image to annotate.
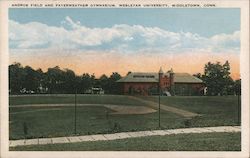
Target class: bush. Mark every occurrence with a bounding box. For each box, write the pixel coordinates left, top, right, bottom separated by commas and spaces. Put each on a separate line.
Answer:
112, 122, 121, 132
184, 119, 191, 128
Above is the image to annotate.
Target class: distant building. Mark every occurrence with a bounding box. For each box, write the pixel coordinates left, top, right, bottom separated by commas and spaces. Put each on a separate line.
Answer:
117, 68, 205, 96
85, 87, 104, 94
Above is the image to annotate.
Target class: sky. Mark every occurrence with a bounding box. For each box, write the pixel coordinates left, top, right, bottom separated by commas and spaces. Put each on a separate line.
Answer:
9, 8, 240, 79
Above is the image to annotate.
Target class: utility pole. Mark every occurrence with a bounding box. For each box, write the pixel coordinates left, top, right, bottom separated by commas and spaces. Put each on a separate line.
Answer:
158, 87, 161, 128
158, 67, 163, 128
74, 89, 77, 135
238, 84, 240, 125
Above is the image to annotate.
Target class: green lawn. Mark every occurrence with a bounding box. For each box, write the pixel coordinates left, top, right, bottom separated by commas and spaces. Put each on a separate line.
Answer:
10, 132, 241, 151
141, 96, 241, 127
9, 95, 143, 106
10, 106, 184, 140
9, 95, 241, 140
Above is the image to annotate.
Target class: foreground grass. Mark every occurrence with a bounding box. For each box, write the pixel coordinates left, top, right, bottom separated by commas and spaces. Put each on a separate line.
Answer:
10, 132, 241, 151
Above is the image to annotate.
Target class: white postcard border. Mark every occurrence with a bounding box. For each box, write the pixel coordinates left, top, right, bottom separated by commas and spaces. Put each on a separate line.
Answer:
0, 0, 249, 158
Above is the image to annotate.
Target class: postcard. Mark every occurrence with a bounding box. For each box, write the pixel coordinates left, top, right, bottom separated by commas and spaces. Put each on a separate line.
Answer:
0, 0, 249, 158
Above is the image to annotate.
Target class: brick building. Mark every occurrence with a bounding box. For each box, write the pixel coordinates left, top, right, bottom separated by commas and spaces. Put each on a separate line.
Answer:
117, 68, 205, 96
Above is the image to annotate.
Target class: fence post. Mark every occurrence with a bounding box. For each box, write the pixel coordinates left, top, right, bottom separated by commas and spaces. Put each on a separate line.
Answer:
23, 122, 28, 139
238, 85, 240, 125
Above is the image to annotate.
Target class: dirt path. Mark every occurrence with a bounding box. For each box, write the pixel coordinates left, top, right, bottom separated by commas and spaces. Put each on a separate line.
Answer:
9, 104, 156, 115
9, 126, 241, 147
129, 96, 200, 118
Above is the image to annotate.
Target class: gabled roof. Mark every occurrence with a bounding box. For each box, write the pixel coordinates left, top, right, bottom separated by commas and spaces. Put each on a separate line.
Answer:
117, 72, 203, 83
117, 72, 159, 83
174, 73, 203, 83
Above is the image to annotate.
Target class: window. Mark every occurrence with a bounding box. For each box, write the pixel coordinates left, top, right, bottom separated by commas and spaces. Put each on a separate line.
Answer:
133, 75, 145, 78
133, 75, 155, 78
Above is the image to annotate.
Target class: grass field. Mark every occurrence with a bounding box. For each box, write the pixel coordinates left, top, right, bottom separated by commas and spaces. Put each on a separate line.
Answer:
9, 95, 143, 106
9, 95, 241, 140
143, 96, 241, 127
10, 132, 241, 151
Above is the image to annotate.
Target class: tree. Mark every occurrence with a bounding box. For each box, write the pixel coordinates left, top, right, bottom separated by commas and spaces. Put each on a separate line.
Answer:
127, 71, 132, 75
62, 68, 77, 93
45, 66, 64, 93
9, 62, 123, 95
75, 75, 82, 93
36, 68, 47, 93
9, 63, 26, 94
234, 79, 241, 95
221, 61, 235, 95
79, 73, 94, 93
203, 61, 234, 96
23, 66, 41, 92
107, 72, 122, 94
99, 74, 109, 92
193, 73, 202, 79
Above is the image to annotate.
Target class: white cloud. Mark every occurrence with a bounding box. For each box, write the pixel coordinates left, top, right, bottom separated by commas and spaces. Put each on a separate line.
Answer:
210, 31, 240, 51
9, 16, 240, 53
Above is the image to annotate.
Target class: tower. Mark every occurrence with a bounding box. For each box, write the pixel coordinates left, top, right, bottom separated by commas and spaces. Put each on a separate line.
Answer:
158, 67, 164, 93
169, 68, 175, 95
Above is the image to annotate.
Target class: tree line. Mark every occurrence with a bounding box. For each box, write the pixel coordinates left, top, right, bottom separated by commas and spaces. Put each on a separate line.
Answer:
9, 61, 241, 96
193, 61, 241, 96
9, 62, 122, 94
